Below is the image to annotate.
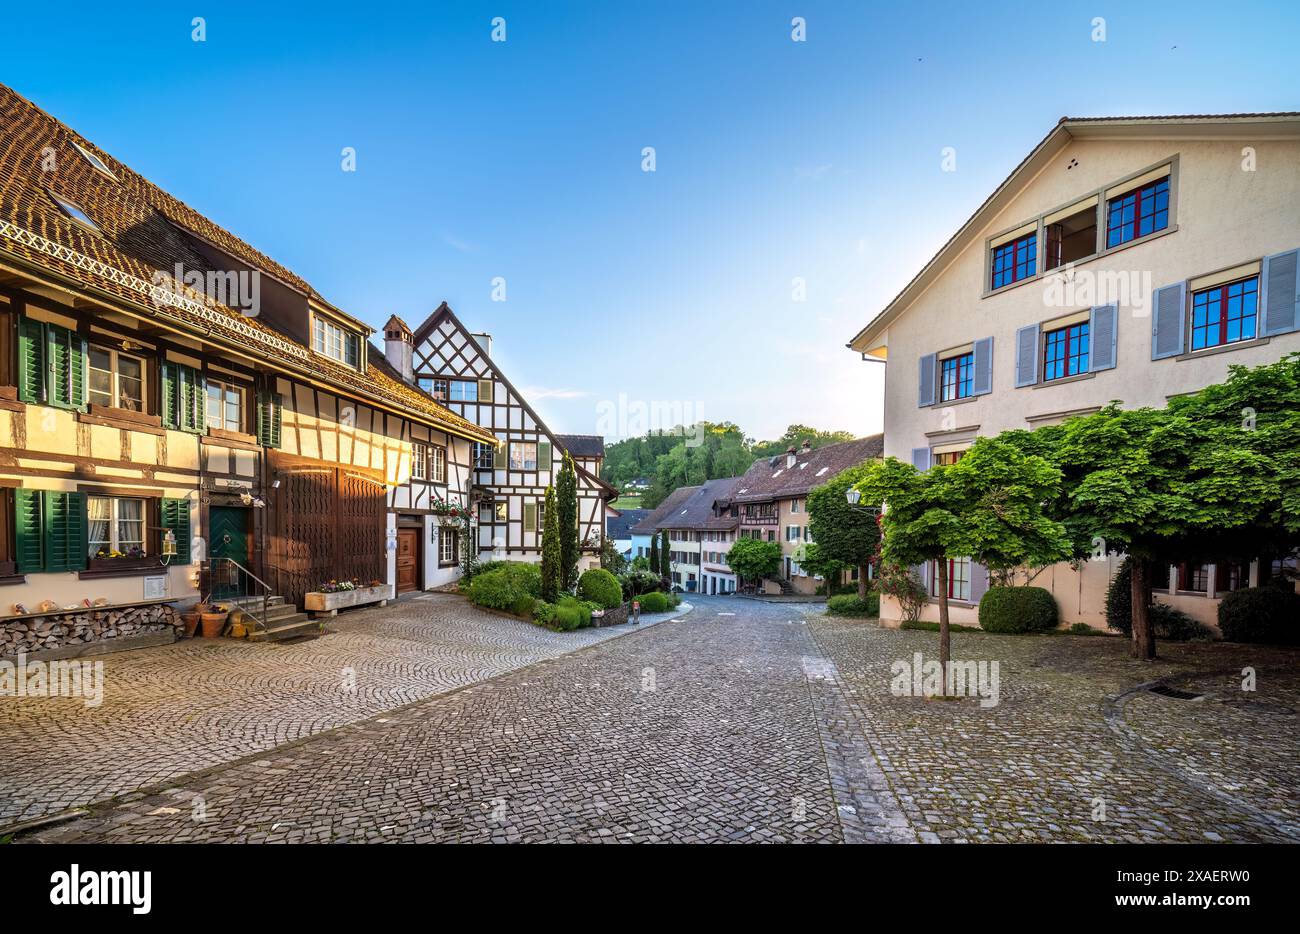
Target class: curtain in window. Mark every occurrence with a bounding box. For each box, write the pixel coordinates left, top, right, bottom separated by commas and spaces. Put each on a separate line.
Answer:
117, 499, 145, 554
87, 496, 112, 558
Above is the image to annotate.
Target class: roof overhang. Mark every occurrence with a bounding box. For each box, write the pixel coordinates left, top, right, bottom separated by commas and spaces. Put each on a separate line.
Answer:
846, 113, 1300, 356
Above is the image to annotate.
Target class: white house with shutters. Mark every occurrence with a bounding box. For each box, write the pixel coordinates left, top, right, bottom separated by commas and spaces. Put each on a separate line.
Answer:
848, 113, 1300, 630
385, 304, 617, 566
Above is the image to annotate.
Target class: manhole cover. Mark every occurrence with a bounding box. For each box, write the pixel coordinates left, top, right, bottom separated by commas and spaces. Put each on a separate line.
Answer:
1147, 684, 1204, 701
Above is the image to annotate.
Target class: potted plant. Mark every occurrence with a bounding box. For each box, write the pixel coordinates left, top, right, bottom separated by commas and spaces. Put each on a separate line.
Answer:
88, 544, 156, 571
200, 603, 229, 638
180, 607, 201, 638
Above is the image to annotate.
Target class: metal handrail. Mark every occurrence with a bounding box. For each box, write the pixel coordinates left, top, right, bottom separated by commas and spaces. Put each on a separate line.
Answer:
200, 557, 272, 634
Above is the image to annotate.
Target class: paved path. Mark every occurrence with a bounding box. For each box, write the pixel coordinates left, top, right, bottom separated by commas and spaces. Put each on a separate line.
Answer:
0, 593, 681, 826
10, 595, 1300, 843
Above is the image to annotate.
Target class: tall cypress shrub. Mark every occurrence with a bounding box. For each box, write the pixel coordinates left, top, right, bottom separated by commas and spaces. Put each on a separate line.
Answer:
649, 531, 660, 575
540, 485, 561, 602
558, 452, 579, 590
659, 530, 672, 579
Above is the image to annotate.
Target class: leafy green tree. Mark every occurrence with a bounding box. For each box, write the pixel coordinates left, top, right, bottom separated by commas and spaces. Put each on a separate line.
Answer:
795, 542, 848, 595
557, 452, 579, 590
539, 485, 561, 602
599, 536, 627, 575
807, 463, 882, 600
751, 425, 855, 459
855, 438, 1070, 692
727, 537, 782, 585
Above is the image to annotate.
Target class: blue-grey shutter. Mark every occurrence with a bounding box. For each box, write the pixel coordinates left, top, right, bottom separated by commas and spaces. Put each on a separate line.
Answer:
968, 561, 989, 605
971, 336, 993, 395
1151, 281, 1186, 359
911, 447, 930, 471
1261, 249, 1299, 337
917, 353, 936, 407
1089, 304, 1118, 372
1014, 324, 1039, 387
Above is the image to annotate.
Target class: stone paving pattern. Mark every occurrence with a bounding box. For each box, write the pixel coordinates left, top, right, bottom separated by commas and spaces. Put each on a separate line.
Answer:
8, 595, 1299, 843
0, 593, 682, 824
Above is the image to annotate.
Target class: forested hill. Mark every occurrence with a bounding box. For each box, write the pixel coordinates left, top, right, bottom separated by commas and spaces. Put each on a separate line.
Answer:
601, 423, 856, 509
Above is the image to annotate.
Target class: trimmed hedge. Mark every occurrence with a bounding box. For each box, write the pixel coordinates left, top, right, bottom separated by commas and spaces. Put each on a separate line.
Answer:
466, 562, 542, 613
1218, 586, 1300, 645
532, 595, 596, 631
826, 593, 879, 617
978, 586, 1058, 634
637, 591, 670, 613
578, 568, 623, 609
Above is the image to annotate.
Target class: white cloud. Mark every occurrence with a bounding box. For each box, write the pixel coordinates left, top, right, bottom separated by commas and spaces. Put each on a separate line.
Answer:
522, 386, 590, 400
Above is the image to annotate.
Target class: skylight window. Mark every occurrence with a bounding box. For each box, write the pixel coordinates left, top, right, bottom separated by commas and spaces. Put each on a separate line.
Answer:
772, 469, 783, 478
815, 467, 829, 477
71, 141, 117, 180
51, 194, 100, 234
798, 463, 807, 469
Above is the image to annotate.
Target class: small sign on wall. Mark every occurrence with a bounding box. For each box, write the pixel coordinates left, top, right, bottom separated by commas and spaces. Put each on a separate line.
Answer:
143, 575, 168, 599
386, 529, 398, 552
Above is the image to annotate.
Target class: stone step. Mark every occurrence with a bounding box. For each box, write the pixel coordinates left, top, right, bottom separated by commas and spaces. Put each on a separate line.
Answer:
246, 615, 318, 643
224, 595, 286, 609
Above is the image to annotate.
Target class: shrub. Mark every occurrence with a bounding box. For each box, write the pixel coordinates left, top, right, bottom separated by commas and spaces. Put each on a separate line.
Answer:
876, 563, 926, 623
826, 593, 878, 617
532, 595, 594, 631
1068, 622, 1104, 636
978, 586, 1058, 634
619, 568, 663, 600
666, 592, 681, 609
578, 568, 623, 609
1149, 603, 1210, 641
467, 562, 542, 613
1105, 558, 1134, 633
637, 591, 670, 613
532, 600, 556, 628
1217, 586, 1300, 645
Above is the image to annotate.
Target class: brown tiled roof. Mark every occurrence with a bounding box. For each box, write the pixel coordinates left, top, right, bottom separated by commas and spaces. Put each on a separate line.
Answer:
657, 476, 743, 531
727, 436, 883, 504
0, 83, 493, 444
629, 485, 699, 536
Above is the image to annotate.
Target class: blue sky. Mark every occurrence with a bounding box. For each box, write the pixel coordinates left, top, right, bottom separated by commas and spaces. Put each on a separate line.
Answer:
4, 1, 1298, 441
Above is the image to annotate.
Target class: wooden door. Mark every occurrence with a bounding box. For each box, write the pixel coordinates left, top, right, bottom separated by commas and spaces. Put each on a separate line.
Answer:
209, 506, 251, 599
396, 528, 420, 594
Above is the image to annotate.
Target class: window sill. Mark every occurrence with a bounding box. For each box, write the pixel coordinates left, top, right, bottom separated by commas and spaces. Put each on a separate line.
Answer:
202, 428, 260, 450
80, 559, 171, 580
926, 597, 975, 608
78, 406, 163, 434
1031, 371, 1096, 389
1173, 336, 1269, 362
929, 394, 981, 409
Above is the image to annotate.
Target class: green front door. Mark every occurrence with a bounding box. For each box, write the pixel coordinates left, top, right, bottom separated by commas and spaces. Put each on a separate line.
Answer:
209, 506, 251, 598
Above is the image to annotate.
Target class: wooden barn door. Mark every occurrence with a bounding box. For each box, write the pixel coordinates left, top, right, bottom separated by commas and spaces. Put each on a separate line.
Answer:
270, 452, 387, 608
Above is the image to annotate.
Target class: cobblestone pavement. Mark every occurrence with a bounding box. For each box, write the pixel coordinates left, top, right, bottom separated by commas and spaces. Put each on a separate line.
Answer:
12, 597, 1300, 843
809, 619, 1300, 843
0, 593, 683, 825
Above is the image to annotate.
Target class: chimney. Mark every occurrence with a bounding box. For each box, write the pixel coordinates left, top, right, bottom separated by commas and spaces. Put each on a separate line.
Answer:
800, 439, 812, 454
470, 331, 493, 358
383, 315, 414, 383
786, 446, 797, 469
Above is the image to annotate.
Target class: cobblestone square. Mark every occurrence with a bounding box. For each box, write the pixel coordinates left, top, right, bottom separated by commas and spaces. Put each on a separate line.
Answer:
4, 595, 1297, 844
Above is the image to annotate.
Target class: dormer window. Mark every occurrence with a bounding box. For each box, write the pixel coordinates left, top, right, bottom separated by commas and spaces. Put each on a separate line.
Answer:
313, 316, 360, 367
51, 193, 100, 234
71, 141, 118, 180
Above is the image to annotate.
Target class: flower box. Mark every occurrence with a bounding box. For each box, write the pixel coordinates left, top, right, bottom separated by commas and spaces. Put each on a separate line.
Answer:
87, 555, 158, 572
303, 583, 395, 617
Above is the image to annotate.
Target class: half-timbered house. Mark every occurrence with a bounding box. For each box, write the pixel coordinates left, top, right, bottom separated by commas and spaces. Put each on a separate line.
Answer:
0, 83, 497, 654
388, 305, 617, 566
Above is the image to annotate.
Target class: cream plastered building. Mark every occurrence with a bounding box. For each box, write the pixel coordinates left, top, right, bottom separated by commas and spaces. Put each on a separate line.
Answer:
848, 113, 1300, 630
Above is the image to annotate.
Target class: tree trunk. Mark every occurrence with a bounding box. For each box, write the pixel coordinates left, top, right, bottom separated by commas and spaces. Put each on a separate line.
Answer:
1130, 556, 1157, 660
936, 559, 951, 697
857, 564, 868, 601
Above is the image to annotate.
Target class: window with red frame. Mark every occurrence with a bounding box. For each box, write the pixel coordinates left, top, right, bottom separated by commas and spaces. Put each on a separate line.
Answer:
1191, 276, 1258, 351
939, 352, 974, 402
1043, 321, 1090, 381
991, 231, 1037, 289
932, 450, 965, 466
1177, 562, 1210, 594
1106, 177, 1169, 248
1215, 561, 1250, 593
928, 557, 971, 601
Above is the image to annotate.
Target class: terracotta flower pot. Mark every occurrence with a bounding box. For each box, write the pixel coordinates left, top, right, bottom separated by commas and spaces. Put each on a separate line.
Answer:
181, 611, 200, 638
200, 611, 228, 638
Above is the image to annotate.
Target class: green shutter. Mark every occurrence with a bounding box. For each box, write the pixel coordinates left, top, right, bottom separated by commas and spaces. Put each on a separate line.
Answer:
161, 363, 202, 432
538, 440, 552, 470
14, 488, 43, 572
161, 497, 191, 563
256, 391, 282, 448
523, 501, 537, 533
17, 318, 46, 403
42, 490, 87, 572
44, 324, 86, 410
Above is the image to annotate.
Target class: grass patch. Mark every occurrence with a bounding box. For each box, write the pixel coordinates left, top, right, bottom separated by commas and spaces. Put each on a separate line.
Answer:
900, 620, 982, 633
612, 494, 642, 509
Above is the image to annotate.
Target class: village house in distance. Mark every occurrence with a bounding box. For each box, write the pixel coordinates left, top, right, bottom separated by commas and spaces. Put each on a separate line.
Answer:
848, 113, 1300, 629
0, 82, 608, 659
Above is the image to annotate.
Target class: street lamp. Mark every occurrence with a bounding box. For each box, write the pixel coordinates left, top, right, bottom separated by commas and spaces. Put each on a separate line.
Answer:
846, 488, 861, 506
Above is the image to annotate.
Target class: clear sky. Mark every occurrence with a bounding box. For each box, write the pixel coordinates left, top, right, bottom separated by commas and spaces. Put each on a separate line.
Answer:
4, 1, 1297, 441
